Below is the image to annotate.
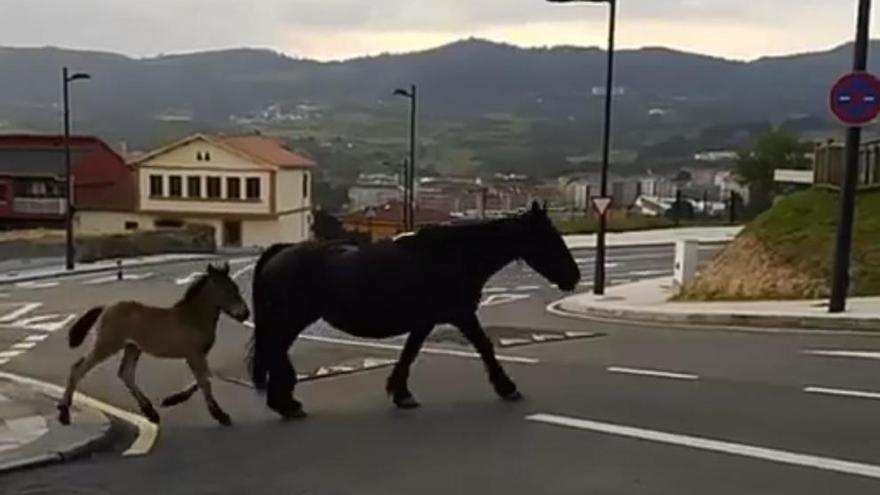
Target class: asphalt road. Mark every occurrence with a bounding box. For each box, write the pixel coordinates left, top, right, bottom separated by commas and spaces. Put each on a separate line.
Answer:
3, 244, 880, 494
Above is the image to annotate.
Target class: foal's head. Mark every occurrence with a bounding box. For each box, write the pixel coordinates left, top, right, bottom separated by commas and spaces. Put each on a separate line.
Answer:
515, 201, 580, 292
198, 263, 251, 322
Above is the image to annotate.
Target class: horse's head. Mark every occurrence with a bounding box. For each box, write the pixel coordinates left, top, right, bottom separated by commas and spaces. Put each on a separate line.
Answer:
204, 262, 251, 322
516, 201, 580, 292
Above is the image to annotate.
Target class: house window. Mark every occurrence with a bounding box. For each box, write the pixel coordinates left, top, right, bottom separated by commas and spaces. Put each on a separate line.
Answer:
207, 177, 221, 198
204, 152, 211, 162
227, 177, 241, 200
149, 175, 164, 197
168, 175, 182, 197
302, 173, 309, 198
246, 177, 261, 200
187, 176, 202, 198
196, 152, 203, 161
124, 221, 139, 230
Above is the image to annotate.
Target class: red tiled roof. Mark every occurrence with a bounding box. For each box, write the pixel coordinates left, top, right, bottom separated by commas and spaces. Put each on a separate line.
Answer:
219, 135, 314, 168
343, 200, 452, 225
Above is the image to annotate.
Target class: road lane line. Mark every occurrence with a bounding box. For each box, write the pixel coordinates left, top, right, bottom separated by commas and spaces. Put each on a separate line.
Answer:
232, 263, 255, 280
607, 366, 699, 381
0, 370, 158, 456
804, 386, 880, 401
244, 322, 540, 365
25, 334, 49, 342
514, 285, 541, 291
803, 350, 880, 360
0, 350, 24, 359
11, 342, 37, 350
526, 413, 880, 481
0, 303, 41, 323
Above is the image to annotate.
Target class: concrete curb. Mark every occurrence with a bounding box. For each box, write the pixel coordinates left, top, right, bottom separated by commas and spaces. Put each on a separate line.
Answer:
547, 299, 880, 333
0, 253, 219, 286
564, 238, 734, 251
0, 400, 111, 474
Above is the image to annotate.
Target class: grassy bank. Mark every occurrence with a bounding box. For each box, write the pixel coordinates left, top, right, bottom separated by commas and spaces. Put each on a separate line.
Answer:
678, 188, 880, 300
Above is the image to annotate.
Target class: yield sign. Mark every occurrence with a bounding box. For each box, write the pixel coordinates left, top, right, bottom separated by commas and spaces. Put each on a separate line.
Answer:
591, 197, 612, 217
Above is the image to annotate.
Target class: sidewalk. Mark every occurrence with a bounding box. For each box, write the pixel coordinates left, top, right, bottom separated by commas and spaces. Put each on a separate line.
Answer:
0, 253, 217, 285
563, 226, 742, 250
551, 276, 880, 332
0, 376, 110, 472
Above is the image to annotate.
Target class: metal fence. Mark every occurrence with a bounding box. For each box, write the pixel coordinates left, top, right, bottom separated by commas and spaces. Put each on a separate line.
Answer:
813, 138, 880, 188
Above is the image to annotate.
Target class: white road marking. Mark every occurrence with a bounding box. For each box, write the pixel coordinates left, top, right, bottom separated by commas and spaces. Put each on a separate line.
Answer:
0, 370, 158, 456
15, 280, 60, 289
231, 263, 255, 280
242, 327, 540, 365
0, 350, 24, 359
0, 303, 42, 323
565, 331, 597, 338
11, 342, 37, 350
83, 272, 153, 285
630, 269, 670, 277
228, 257, 257, 265
607, 366, 699, 381
0, 359, 8, 366
175, 272, 203, 286
362, 357, 397, 368
14, 313, 76, 332
480, 294, 531, 307
526, 413, 880, 480
804, 386, 880, 401
483, 287, 508, 294
499, 337, 532, 346
532, 333, 566, 342
803, 349, 880, 360
514, 285, 542, 291
25, 334, 49, 342
82, 275, 118, 285
0, 415, 48, 453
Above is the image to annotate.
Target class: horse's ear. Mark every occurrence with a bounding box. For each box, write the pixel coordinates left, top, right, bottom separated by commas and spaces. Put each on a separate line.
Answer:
542, 200, 548, 212
222, 262, 230, 274
530, 200, 541, 214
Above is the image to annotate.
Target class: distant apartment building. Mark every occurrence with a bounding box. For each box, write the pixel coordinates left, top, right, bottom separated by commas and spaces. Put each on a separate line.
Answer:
348, 173, 403, 211
78, 133, 315, 247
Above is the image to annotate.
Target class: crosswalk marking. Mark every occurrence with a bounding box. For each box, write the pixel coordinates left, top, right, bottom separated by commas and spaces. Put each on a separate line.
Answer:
0, 303, 42, 324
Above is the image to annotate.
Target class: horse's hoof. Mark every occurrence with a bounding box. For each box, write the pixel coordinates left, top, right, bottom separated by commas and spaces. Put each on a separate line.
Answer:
215, 413, 233, 426
57, 405, 71, 426
394, 396, 421, 409
501, 390, 524, 402
277, 403, 307, 421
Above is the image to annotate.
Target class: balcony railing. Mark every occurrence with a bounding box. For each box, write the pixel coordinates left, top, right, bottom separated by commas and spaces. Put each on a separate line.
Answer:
12, 197, 66, 216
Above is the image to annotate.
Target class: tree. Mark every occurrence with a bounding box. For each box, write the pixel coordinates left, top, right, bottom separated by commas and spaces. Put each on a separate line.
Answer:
736, 131, 811, 212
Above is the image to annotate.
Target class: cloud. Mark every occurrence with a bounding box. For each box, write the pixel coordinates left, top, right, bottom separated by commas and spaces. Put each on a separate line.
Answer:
0, 0, 868, 60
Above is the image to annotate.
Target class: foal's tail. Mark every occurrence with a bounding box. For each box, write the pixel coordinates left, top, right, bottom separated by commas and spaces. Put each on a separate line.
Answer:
247, 243, 290, 392
68, 306, 105, 348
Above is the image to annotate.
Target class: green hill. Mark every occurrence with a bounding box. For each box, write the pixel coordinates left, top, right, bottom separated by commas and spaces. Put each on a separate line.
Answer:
679, 188, 880, 300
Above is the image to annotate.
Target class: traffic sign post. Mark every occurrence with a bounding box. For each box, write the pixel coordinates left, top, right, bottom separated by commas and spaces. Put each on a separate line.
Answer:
829, 71, 880, 126
829, 0, 873, 314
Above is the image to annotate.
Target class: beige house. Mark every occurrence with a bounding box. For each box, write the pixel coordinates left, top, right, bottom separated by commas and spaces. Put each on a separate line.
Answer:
77, 133, 315, 247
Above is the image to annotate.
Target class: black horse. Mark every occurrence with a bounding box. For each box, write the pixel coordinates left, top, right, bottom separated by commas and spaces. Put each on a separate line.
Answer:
248, 201, 580, 419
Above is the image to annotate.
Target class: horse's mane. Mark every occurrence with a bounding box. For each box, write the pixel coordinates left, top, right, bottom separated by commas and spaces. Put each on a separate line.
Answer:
179, 273, 210, 304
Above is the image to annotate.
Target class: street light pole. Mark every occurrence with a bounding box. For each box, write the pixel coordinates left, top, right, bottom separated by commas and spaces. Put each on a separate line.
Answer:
394, 85, 417, 231
548, 0, 616, 295
829, 0, 872, 313
62, 67, 91, 271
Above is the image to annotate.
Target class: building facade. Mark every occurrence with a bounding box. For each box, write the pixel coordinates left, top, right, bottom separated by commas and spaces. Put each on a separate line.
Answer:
0, 135, 136, 229
78, 133, 314, 248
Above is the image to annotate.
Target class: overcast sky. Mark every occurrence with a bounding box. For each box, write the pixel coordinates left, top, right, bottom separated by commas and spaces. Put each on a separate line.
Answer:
0, 0, 874, 61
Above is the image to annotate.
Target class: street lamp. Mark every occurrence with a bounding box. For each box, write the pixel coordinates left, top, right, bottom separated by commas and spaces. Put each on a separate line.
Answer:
394, 85, 417, 231
548, 0, 617, 295
62, 67, 91, 271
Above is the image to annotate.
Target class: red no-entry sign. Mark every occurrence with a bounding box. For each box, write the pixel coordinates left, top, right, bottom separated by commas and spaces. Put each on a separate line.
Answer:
829, 71, 880, 126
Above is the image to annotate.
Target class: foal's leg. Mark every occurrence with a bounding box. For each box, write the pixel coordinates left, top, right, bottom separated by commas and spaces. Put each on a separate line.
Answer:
186, 354, 231, 426
386, 327, 430, 409
118, 344, 160, 424
161, 382, 199, 407
58, 345, 120, 425
456, 314, 522, 401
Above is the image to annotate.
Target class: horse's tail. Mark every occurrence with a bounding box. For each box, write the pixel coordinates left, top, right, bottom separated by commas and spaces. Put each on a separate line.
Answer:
247, 243, 290, 392
68, 306, 104, 348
